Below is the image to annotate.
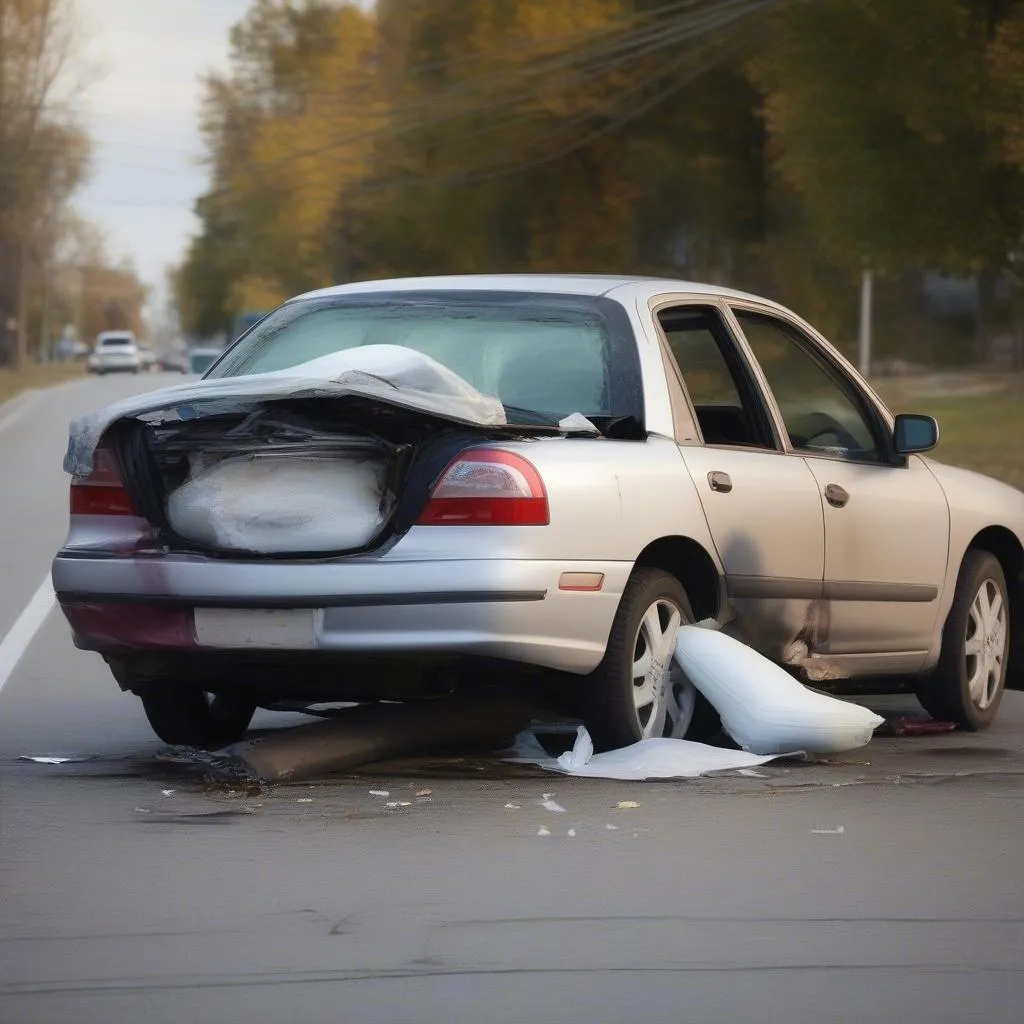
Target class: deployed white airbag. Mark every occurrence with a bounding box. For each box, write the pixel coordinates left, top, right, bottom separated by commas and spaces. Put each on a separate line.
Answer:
166, 454, 388, 554
673, 624, 885, 755
506, 725, 799, 779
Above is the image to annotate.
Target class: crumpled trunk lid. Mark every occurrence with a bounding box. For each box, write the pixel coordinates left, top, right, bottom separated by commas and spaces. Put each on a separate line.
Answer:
67, 345, 572, 558
107, 395, 553, 558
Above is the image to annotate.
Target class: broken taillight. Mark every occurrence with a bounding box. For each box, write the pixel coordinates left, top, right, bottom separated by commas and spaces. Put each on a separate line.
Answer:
416, 449, 549, 526
69, 444, 137, 516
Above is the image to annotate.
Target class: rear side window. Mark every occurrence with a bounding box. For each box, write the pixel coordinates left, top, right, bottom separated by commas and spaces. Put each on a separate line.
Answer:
210, 291, 644, 427
659, 306, 776, 449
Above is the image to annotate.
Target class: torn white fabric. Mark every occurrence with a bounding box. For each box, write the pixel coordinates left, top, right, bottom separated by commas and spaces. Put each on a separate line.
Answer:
674, 624, 885, 755
64, 345, 508, 477
507, 725, 798, 780
166, 453, 388, 554
557, 412, 600, 434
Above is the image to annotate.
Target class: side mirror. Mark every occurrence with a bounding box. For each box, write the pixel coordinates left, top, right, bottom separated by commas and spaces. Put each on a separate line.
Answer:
893, 413, 939, 455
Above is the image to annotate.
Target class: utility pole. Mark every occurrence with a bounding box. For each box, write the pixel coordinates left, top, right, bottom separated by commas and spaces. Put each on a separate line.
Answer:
858, 266, 873, 378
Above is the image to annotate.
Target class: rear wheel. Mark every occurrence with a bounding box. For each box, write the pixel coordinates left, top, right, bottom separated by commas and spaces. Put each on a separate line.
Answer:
585, 568, 720, 751
138, 687, 257, 749
917, 550, 1009, 730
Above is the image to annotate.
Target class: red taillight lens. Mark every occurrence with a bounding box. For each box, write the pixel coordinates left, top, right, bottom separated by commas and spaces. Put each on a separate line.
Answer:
69, 446, 137, 516
417, 449, 549, 526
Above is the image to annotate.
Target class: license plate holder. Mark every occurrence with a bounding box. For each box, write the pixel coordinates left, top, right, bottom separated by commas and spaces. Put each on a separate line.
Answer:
193, 608, 318, 649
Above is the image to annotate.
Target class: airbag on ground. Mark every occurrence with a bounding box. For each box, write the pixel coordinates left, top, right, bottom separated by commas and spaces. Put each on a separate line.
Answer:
506, 725, 800, 779
673, 623, 885, 755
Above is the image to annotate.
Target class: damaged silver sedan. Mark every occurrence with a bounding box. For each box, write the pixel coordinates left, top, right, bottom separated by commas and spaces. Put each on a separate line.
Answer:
52, 275, 1024, 749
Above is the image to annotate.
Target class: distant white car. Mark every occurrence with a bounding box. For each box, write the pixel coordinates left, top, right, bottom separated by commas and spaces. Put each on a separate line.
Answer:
136, 345, 158, 372
88, 332, 141, 375
187, 347, 224, 375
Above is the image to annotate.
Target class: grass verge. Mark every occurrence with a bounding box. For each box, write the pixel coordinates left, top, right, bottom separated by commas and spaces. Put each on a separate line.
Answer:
877, 374, 1024, 490
0, 362, 86, 410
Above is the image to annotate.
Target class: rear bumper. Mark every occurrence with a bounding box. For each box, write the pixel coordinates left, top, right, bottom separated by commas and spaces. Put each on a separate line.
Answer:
51, 553, 630, 674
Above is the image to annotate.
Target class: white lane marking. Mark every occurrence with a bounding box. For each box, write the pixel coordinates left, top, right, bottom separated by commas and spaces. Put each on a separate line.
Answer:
0, 576, 56, 696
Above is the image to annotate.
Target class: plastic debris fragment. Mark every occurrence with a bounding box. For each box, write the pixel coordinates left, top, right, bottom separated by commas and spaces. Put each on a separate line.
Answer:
18, 755, 85, 764
558, 412, 600, 435
537, 827, 551, 837
369, 790, 390, 797
810, 826, 845, 835
616, 801, 640, 809
541, 798, 566, 813
876, 717, 958, 737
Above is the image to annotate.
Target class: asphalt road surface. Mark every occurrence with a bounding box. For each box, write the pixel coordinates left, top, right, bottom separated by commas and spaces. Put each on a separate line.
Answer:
1, 374, 1022, 1024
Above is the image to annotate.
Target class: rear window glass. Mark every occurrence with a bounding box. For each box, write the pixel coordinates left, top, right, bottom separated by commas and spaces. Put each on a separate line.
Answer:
98, 336, 133, 347
209, 291, 643, 424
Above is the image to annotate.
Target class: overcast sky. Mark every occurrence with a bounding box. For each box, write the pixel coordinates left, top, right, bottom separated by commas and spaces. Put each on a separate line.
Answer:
71, 0, 252, 307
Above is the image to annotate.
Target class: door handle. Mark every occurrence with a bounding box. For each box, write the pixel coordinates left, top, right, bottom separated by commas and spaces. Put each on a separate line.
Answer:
825, 483, 849, 508
708, 471, 733, 494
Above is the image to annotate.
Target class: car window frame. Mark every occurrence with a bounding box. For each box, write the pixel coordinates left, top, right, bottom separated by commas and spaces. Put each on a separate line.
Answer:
206, 290, 647, 429
724, 301, 902, 467
648, 296, 786, 453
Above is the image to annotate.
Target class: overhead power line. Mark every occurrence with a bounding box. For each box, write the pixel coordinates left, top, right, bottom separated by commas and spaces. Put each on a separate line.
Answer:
195, 0, 773, 212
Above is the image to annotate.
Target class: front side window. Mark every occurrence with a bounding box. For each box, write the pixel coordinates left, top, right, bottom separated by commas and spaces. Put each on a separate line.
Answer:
210, 291, 643, 427
733, 310, 883, 462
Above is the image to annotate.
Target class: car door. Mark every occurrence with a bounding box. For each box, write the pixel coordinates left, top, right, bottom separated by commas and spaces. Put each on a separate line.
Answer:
729, 306, 950, 668
653, 300, 826, 660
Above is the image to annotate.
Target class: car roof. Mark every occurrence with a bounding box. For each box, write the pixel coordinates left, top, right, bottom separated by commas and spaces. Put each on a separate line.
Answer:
295, 273, 769, 304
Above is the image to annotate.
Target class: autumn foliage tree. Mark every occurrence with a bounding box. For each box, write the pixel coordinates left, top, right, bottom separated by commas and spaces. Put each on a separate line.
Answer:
179, 0, 1024, 363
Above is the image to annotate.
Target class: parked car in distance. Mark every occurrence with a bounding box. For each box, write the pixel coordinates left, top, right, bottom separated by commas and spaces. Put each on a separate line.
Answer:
136, 345, 158, 372
186, 347, 223, 375
155, 353, 187, 373
87, 331, 141, 375
53, 275, 1024, 751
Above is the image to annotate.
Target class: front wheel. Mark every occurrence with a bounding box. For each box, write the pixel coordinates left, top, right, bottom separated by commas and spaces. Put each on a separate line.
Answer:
917, 550, 1010, 730
584, 568, 720, 751
138, 687, 257, 749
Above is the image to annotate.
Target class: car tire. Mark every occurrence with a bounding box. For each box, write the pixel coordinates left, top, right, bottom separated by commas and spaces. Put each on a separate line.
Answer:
138, 687, 257, 749
584, 567, 720, 752
916, 550, 1009, 730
